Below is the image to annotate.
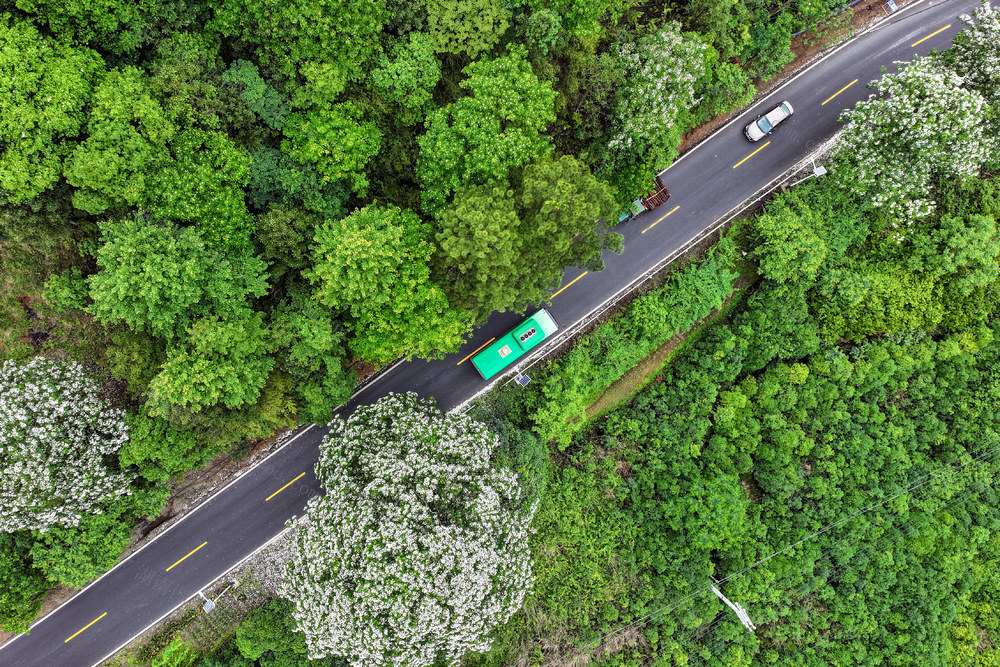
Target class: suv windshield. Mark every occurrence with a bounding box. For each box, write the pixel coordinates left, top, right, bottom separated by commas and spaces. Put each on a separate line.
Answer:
757, 116, 772, 133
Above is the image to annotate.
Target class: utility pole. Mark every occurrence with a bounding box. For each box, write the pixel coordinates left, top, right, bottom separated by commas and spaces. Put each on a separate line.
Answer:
710, 584, 757, 632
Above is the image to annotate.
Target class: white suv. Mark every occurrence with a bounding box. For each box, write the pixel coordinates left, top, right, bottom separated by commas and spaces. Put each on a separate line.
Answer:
745, 101, 794, 142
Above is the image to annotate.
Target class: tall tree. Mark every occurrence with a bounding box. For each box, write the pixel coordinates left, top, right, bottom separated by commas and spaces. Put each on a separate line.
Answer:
209, 0, 387, 83
87, 217, 268, 341
147, 313, 275, 414
307, 205, 470, 363
0, 17, 103, 205
424, 0, 510, 58
0, 358, 132, 533
281, 101, 382, 196
435, 153, 622, 320
148, 128, 255, 249
281, 393, 537, 666
417, 48, 557, 213
63, 67, 175, 215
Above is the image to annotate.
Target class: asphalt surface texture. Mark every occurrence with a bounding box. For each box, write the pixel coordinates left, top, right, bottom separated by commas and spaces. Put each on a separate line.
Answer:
0, 0, 981, 663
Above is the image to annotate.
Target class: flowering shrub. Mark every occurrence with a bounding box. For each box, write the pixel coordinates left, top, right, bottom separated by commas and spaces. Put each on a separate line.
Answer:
833, 56, 994, 232
0, 358, 132, 533
610, 22, 708, 152
949, 1, 1000, 154
950, 1, 1000, 105
281, 392, 537, 666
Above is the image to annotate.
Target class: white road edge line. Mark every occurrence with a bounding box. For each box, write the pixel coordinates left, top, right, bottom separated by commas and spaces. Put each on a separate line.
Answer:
89, 525, 296, 667
0, 424, 317, 651
662, 0, 933, 175
451, 134, 841, 415
0, 0, 946, 657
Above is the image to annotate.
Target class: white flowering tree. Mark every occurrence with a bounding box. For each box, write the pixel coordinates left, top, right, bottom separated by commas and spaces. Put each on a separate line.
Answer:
610, 22, 708, 152
948, 1, 1000, 145
0, 358, 132, 533
832, 55, 995, 227
281, 392, 537, 667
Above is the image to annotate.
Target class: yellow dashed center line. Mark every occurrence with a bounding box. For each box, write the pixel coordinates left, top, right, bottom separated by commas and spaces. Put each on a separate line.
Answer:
165, 541, 208, 572
551, 271, 588, 299
265, 473, 307, 502
821, 78, 858, 106
65, 612, 106, 643
457, 338, 496, 366
641, 205, 680, 234
733, 141, 770, 169
911, 24, 951, 47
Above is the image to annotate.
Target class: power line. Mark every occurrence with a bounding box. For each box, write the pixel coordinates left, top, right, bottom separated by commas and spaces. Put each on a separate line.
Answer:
561, 440, 1000, 663
654, 470, 1000, 667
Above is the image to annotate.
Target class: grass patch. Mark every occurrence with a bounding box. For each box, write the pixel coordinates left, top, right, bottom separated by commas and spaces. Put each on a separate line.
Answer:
585, 273, 756, 420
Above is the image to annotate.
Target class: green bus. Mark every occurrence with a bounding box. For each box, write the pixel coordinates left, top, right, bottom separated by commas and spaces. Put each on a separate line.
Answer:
471, 309, 559, 380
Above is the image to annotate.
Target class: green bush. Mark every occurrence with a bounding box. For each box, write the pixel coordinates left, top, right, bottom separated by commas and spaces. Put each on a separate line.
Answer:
529, 245, 738, 446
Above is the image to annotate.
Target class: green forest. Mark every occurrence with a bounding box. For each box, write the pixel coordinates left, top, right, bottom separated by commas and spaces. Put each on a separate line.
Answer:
2, 0, 1000, 665
0, 0, 835, 637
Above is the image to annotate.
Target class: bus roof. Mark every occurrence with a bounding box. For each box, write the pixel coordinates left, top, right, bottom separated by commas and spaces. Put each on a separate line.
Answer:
471, 309, 558, 380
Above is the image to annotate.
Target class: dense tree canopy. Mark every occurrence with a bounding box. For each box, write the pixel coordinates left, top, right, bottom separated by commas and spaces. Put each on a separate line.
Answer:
0, 18, 103, 204
87, 217, 268, 341
417, 48, 557, 213
307, 205, 470, 362
435, 153, 622, 320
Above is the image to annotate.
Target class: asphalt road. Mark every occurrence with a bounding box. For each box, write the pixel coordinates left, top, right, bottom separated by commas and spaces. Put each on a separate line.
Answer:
0, 1, 980, 663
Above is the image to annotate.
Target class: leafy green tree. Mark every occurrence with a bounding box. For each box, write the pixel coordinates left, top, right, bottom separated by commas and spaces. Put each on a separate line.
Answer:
105, 327, 167, 395
752, 196, 830, 287
271, 286, 356, 423
235, 599, 311, 662
281, 102, 382, 196
527, 0, 634, 37
147, 31, 234, 132
906, 213, 1000, 295
64, 67, 175, 215
0, 17, 103, 205
682, 0, 748, 58
435, 154, 621, 320
425, 0, 510, 58
307, 205, 471, 363
220, 59, 290, 131
209, 0, 387, 83
740, 8, 795, 79
42, 268, 89, 312
417, 48, 557, 213
0, 532, 48, 633
118, 413, 203, 482
370, 32, 442, 122
254, 204, 323, 283
149, 128, 254, 249
14, 0, 150, 54
28, 486, 168, 587
148, 312, 276, 414
88, 217, 268, 341
248, 147, 350, 218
